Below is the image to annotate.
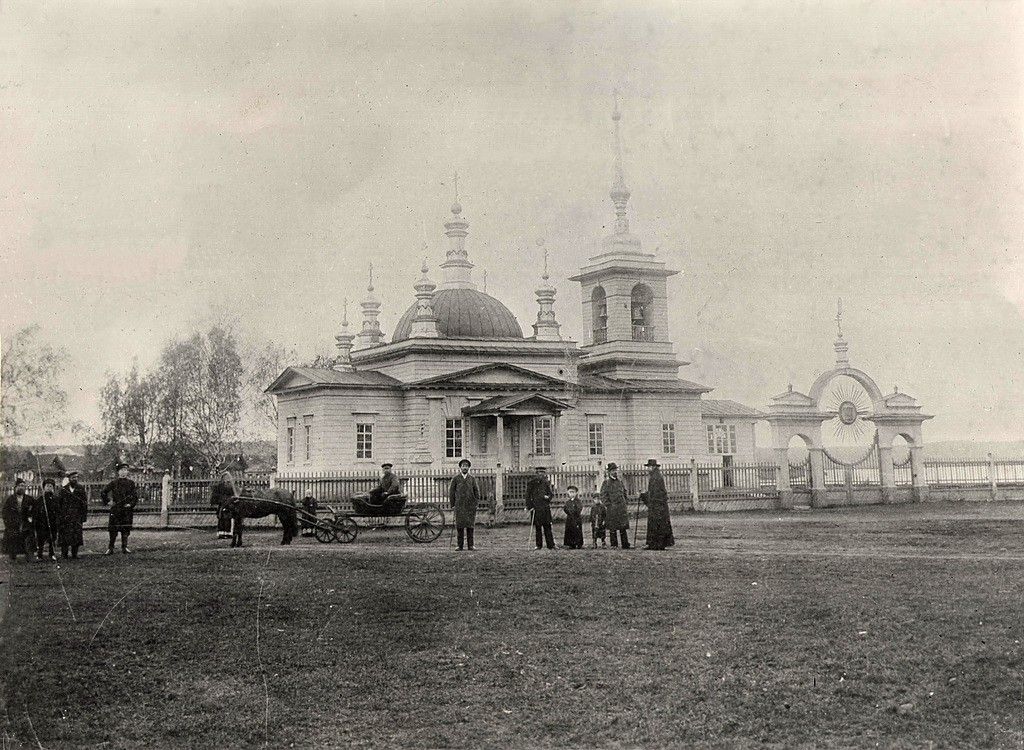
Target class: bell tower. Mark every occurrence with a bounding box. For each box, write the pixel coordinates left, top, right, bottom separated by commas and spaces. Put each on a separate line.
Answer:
569, 95, 683, 381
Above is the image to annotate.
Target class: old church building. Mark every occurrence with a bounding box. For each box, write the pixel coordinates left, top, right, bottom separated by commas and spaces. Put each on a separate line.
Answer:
267, 105, 763, 475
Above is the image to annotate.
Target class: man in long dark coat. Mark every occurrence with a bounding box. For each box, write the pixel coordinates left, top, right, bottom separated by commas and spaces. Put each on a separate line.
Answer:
100, 462, 139, 554
525, 466, 555, 550
210, 471, 236, 539
641, 459, 674, 550
57, 471, 89, 559
448, 458, 481, 551
33, 478, 59, 561
2, 479, 33, 562
599, 463, 631, 549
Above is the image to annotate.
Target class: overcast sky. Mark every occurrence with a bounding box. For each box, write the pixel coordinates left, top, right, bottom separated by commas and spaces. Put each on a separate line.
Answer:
2, 0, 1022, 444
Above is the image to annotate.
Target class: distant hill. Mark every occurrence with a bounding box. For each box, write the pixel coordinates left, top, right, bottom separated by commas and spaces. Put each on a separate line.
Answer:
755, 440, 1024, 463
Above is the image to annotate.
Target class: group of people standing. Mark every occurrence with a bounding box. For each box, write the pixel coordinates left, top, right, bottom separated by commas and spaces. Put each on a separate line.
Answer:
442, 457, 675, 551
524, 459, 675, 551
2, 462, 140, 562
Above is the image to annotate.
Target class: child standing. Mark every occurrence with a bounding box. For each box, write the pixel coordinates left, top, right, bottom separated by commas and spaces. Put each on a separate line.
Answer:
590, 495, 607, 548
562, 485, 584, 549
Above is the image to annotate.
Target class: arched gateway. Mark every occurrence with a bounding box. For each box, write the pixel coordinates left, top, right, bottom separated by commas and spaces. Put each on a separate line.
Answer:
766, 307, 933, 509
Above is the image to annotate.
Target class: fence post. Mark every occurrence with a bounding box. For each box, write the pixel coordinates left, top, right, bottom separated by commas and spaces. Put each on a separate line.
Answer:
689, 458, 700, 512
160, 471, 171, 528
494, 465, 505, 524
988, 452, 997, 502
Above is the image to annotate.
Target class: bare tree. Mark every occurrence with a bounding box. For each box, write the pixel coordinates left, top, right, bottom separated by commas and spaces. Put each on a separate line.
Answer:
243, 340, 296, 437
1, 324, 69, 440
98, 361, 161, 467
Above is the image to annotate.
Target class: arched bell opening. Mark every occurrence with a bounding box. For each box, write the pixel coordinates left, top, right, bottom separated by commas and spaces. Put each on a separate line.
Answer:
630, 283, 654, 341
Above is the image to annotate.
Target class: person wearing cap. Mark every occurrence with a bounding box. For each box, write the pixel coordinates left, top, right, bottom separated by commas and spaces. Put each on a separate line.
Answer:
367, 462, 402, 507
300, 490, 319, 537
599, 463, 631, 549
525, 466, 556, 550
2, 478, 34, 562
210, 471, 237, 539
448, 458, 481, 550
641, 459, 673, 551
32, 478, 60, 561
57, 471, 89, 559
562, 484, 585, 550
100, 462, 139, 555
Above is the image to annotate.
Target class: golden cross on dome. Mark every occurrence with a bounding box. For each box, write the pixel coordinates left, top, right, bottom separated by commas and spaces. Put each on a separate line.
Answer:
835, 298, 843, 338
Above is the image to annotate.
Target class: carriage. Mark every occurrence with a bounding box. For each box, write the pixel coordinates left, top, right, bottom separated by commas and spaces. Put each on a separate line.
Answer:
302, 492, 446, 544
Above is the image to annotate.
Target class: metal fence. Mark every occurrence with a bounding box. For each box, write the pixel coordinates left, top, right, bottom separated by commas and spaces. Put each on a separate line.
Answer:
923, 459, 1024, 488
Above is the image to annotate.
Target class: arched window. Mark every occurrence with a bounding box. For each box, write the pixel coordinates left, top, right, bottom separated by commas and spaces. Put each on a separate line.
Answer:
591, 286, 608, 344
631, 284, 654, 341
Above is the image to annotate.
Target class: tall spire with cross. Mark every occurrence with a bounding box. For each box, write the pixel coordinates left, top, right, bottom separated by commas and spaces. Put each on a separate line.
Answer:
409, 254, 439, 338
439, 169, 476, 290
333, 297, 356, 370
610, 89, 632, 236
355, 264, 384, 349
533, 238, 561, 341
834, 297, 850, 367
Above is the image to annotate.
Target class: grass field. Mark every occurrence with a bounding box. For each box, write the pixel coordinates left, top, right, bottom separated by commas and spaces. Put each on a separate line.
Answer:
1, 501, 1023, 749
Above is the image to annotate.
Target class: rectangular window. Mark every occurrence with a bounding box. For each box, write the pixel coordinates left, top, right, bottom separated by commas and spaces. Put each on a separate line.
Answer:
445, 418, 463, 458
533, 416, 553, 456
662, 423, 676, 454
707, 424, 737, 455
356, 423, 373, 459
286, 417, 296, 463
303, 415, 313, 462
588, 422, 604, 456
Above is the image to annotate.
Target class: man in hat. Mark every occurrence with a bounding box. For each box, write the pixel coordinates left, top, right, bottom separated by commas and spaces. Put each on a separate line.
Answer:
300, 490, 318, 537
525, 466, 556, 550
32, 478, 60, 561
210, 471, 236, 539
641, 459, 674, 550
57, 471, 89, 559
599, 463, 631, 549
100, 462, 139, 554
448, 458, 481, 551
2, 479, 34, 562
367, 462, 402, 508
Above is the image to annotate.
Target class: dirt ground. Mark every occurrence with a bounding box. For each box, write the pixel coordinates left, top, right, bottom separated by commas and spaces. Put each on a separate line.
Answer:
1, 500, 1022, 748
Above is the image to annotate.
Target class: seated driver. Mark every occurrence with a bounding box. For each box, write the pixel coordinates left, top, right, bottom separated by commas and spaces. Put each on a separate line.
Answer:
367, 462, 402, 506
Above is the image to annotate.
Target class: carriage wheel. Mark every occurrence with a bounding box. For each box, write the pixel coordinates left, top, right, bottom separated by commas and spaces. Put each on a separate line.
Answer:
313, 522, 336, 544
332, 515, 359, 544
405, 505, 445, 543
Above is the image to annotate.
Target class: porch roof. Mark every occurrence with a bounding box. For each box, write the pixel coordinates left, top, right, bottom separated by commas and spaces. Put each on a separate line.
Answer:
462, 392, 574, 417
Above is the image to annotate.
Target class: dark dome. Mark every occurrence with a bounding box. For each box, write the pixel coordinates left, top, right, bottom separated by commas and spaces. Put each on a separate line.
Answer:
392, 288, 524, 342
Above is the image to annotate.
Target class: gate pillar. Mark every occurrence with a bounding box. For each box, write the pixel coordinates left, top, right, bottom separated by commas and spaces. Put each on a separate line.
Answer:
775, 447, 794, 510
909, 445, 928, 503
878, 444, 896, 504
809, 448, 827, 508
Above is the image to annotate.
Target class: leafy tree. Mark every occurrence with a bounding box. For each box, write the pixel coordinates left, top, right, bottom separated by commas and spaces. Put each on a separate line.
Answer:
98, 361, 161, 467
1, 324, 69, 439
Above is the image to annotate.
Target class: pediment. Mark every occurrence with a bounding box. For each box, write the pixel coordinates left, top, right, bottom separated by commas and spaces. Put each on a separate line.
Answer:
411, 363, 570, 389
883, 392, 919, 408
265, 367, 316, 392
770, 387, 815, 407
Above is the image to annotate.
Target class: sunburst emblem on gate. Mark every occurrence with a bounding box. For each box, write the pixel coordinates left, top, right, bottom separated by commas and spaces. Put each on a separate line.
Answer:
822, 378, 874, 444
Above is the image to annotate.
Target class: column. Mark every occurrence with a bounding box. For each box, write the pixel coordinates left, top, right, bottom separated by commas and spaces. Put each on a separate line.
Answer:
775, 447, 793, 510
494, 415, 505, 522
909, 445, 928, 503
160, 471, 171, 528
809, 448, 827, 508
878, 444, 896, 504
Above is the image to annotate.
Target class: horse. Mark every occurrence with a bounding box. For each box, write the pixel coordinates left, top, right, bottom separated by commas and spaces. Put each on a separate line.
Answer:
225, 488, 299, 548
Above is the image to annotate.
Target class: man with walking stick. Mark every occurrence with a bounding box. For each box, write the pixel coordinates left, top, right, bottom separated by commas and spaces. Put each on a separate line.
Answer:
525, 466, 555, 550
599, 463, 631, 549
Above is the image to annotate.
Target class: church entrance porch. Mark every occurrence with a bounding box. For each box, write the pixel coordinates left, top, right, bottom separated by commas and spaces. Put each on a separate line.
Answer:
462, 393, 572, 519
